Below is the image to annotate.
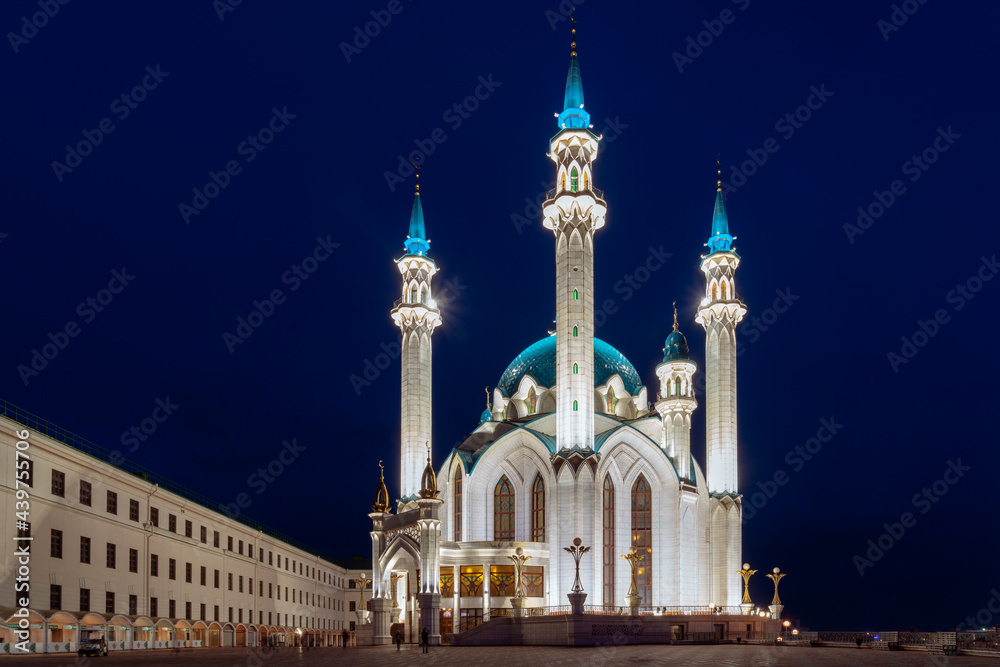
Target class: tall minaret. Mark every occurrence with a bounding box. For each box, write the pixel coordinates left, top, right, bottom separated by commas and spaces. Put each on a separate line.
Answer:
695, 169, 747, 493
390, 167, 441, 503
542, 17, 607, 451
655, 303, 698, 481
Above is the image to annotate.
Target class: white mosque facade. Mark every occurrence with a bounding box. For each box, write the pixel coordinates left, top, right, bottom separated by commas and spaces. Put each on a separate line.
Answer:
367, 25, 750, 645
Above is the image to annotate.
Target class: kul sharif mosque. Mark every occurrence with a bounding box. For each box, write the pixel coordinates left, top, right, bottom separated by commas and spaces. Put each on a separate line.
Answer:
363, 19, 753, 645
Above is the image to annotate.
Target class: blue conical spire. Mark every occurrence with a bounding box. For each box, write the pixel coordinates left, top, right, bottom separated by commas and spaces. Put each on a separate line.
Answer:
557, 14, 591, 130
706, 164, 733, 254
404, 168, 430, 256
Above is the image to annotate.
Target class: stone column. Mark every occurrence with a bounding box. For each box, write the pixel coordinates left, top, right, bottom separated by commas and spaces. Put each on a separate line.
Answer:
370, 597, 391, 645
417, 593, 441, 646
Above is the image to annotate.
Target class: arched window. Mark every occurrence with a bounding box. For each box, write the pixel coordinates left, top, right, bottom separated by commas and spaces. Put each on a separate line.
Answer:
573, 289, 578, 300
602, 475, 615, 606
573, 326, 578, 337
573, 400, 578, 411
583, 171, 589, 191
674, 377, 682, 397
606, 386, 618, 413
560, 172, 566, 191
631, 475, 652, 608
418, 286, 426, 303
454, 467, 463, 542
570, 167, 579, 192
721, 280, 728, 300
531, 474, 545, 542
573, 363, 578, 374
711, 282, 717, 301
494, 476, 515, 540
526, 387, 537, 415
410, 284, 418, 302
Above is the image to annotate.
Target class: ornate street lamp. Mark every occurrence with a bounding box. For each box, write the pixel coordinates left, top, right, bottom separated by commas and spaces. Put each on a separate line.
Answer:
508, 547, 532, 618
564, 537, 590, 614
766, 567, 786, 620
621, 547, 644, 616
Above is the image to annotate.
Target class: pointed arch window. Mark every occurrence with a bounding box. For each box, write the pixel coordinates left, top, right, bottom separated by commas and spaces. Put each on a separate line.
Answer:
531, 474, 545, 542
494, 476, 515, 540
606, 386, 618, 413
573, 326, 578, 337
560, 172, 566, 192
583, 171, 590, 191
454, 467, 463, 542
573, 400, 578, 411
526, 387, 537, 415
411, 284, 419, 303
711, 282, 717, 301
570, 167, 579, 192
573, 363, 578, 374
631, 475, 652, 608
721, 280, 729, 300
573, 289, 578, 300
602, 475, 615, 606
674, 377, 682, 397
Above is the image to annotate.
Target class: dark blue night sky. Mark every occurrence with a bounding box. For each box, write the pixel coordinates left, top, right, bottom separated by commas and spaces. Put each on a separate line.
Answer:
2, 0, 998, 631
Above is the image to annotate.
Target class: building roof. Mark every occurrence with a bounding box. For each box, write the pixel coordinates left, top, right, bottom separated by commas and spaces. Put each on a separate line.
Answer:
497, 335, 644, 397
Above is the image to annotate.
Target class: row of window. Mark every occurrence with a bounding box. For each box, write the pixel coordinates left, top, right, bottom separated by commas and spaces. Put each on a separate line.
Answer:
559, 167, 590, 193
47, 585, 337, 628
603, 474, 652, 606
41, 467, 347, 587
490, 474, 545, 542
46, 530, 337, 610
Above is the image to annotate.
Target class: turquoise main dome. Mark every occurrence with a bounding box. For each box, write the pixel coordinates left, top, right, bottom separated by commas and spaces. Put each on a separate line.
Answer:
497, 336, 643, 397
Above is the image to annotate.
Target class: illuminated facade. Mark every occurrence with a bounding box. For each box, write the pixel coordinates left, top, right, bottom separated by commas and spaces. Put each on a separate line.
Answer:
368, 24, 748, 645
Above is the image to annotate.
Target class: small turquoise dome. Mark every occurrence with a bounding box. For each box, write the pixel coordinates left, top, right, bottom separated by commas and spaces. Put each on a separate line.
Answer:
663, 330, 691, 361
498, 335, 643, 397
480, 408, 493, 422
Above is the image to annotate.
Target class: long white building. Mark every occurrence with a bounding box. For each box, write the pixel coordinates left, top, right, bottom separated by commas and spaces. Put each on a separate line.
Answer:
0, 409, 370, 655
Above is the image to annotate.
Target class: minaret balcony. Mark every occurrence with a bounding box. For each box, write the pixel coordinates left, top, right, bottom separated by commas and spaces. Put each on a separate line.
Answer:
391, 302, 442, 329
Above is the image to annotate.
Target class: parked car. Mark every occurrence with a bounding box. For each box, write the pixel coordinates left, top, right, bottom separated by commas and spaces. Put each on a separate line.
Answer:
78, 637, 108, 657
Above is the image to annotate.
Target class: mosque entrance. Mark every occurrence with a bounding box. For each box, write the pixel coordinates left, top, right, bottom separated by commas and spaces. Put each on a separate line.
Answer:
439, 609, 452, 645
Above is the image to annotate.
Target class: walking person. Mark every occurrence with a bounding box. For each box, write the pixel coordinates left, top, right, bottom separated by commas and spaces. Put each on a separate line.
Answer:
395, 631, 403, 651
421, 627, 429, 653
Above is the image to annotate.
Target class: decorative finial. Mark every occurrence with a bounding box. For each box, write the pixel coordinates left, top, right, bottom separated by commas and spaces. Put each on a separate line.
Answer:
485, 386, 491, 409
413, 158, 420, 195
672, 301, 678, 332
716, 154, 722, 192
379, 459, 384, 480
425, 441, 431, 463
569, 8, 577, 56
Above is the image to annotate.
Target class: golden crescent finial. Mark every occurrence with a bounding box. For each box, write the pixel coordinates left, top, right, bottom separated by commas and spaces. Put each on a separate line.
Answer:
716, 153, 722, 192
425, 441, 430, 463
413, 158, 420, 195
378, 460, 384, 480
569, 8, 577, 56
485, 386, 491, 409
673, 301, 678, 332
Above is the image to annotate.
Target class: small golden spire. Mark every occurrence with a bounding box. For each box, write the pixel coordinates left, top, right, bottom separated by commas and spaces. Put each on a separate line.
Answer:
485, 386, 491, 410
372, 459, 390, 513
570, 9, 577, 56
412, 158, 420, 195
420, 442, 439, 499
672, 301, 679, 332
716, 154, 722, 193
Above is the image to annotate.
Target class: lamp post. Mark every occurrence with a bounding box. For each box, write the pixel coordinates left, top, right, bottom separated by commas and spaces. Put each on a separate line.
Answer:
508, 547, 532, 618
564, 537, 590, 614
738, 563, 757, 615
354, 573, 371, 625
389, 572, 404, 621
765, 567, 786, 619
621, 547, 644, 617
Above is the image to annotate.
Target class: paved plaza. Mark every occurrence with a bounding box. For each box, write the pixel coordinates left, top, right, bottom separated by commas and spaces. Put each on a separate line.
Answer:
3, 645, 995, 667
